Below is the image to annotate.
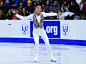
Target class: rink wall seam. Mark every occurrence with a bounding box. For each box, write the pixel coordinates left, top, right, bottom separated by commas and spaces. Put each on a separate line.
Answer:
0, 38, 86, 46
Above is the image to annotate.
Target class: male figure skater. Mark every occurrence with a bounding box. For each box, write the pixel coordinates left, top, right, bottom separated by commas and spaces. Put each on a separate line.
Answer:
15, 2, 58, 62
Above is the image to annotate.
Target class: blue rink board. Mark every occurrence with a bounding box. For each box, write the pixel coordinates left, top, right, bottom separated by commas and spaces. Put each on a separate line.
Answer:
0, 38, 86, 46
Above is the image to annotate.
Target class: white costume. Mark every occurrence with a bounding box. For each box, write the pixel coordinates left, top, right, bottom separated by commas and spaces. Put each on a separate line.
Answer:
16, 12, 57, 62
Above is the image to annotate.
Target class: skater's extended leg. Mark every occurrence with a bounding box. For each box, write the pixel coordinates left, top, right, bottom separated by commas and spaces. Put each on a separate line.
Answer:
33, 32, 39, 62
41, 30, 57, 62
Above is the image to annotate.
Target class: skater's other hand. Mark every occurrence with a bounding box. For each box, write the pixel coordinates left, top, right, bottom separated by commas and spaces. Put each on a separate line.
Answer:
50, 11, 53, 13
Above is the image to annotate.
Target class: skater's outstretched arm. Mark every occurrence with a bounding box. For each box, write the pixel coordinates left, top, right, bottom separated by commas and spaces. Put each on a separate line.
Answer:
42, 12, 57, 17
15, 14, 33, 20
76, 0, 82, 4
62, 12, 75, 17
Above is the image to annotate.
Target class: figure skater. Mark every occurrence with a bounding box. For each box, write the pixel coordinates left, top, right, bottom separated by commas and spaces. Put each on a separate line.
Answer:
15, 2, 58, 62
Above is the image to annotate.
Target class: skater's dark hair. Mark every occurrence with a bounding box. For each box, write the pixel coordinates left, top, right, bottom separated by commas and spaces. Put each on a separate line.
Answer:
36, 1, 42, 7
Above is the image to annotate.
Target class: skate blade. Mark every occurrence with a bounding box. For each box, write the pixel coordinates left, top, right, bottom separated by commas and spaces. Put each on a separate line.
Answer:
51, 60, 57, 62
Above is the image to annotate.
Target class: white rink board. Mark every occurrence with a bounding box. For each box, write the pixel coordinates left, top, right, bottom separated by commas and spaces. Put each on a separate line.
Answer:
61, 20, 86, 40
0, 20, 86, 40
0, 20, 30, 38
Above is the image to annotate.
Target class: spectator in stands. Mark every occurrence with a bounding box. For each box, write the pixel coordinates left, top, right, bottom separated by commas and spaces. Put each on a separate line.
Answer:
0, 0, 3, 2
41, 0, 46, 5
11, 0, 21, 7
31, 0, 36, 8
61, 0, 69, 13
5, 0, 12, 4
69, 1, 80, 16
18, 1, 25, 14
49, 0, 53, 4
12, 8, 21, 20
5, 9, 13, 20
44, 0, 51, 19
0, 10, 5, 20
21, 7, 28, 16
0, 1, 8, 14
50, 0, 60, 13
22, 0, 27, 5
57, 9, 65, 20
11, 8, 16, 14
44, 0, 51, 13
26, 0, 34, 14
5, 0, 9, 3
37, 0, 42, 3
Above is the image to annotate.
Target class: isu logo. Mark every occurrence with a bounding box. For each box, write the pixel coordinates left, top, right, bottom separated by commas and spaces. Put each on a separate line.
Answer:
21, 23, 29, 35
62, 24, 70, 36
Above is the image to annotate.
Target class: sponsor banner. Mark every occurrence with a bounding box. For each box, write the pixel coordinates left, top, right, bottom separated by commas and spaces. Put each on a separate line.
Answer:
30, 21, 60, 38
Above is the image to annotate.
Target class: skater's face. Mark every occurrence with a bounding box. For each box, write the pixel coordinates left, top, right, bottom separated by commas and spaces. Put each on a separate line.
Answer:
35, 5, 41, 14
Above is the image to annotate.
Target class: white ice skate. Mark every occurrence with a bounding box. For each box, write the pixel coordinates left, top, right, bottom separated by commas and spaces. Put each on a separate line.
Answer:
49, 53, 57, 62
34, 53, 38, 62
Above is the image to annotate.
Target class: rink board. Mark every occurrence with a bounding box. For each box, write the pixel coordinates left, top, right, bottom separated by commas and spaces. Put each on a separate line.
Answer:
0, 20, 86, 46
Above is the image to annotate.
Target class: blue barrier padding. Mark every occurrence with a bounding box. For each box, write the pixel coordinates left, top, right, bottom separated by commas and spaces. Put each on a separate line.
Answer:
0, 38, 86, 46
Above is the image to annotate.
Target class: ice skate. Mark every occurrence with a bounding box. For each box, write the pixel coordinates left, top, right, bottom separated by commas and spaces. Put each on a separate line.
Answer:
49, 53, 57, 62
34, 53, 38, 62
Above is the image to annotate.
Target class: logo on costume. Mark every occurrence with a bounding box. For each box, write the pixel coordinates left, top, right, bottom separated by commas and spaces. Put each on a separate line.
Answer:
62, 24, 70, 36
21, 23, 29, 35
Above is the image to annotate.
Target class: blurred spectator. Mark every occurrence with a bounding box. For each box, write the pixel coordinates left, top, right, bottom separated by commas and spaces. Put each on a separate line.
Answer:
11, 8, 16, 13
57, 9, 65, 20
50, 0, 60, 13
0, 10, 5, 20
18, 1, 25, 14
0, 0, 3, 2
41, 0, 46, 5
69, 1, 80, 16
22, 0, 27, 5
0, 0, 85, 20
5, 0, 9, 3
0, 1, 8, 14
12, 8, 21, 20
5, 9, 13, 20
32, 1, 36, 9
61, 0, 69, 13
11, 0, 21, 6
26, 0, 34, 14
44, 0, 51, 13
5, 0, 12, 4
21, 7, 28, 16
44, 0, 51, 19
37, 0, 42, 3
49, 0, 53, 4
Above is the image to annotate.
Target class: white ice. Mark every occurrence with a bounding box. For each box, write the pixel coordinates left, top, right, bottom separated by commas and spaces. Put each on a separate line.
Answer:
0, 43, 86, 64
